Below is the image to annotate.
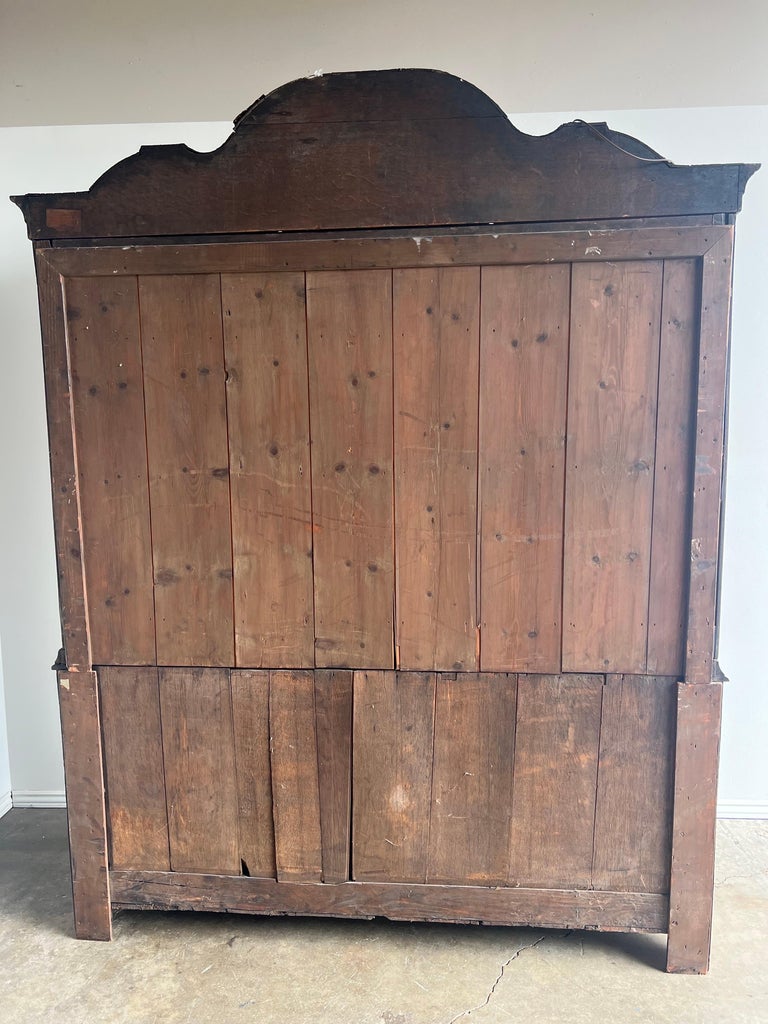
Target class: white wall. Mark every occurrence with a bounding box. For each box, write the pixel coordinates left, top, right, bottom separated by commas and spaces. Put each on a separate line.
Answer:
2, 0, 767, 125
1, 106, 765, 813
0, 636, 12, 817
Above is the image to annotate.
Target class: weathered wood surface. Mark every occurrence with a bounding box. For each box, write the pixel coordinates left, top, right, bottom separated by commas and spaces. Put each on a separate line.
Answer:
269, 670, 323, 882
563, 261, 662, 673
685, 231, 734, 684
393, 267, 479, 671
36, 252, 91, 670
307, 270, 395, 668
314, 670, 353, 883
99, 667, 169, 871
428, 673, 516, 884
158, 668, 239, 875
667, 683, 722, 973
509, 674, 603, 888
13, 71, 755, 241
230, 670, 276, 878
223, 272, 314, 668
110, 870, 669, 933
40, 226, 730, 279
352, 670, 436, 882
66, 276, 155, 665
647, 260, 698, 675
140, 275, 234, 666
592, 675, 676, 893
480, 265, 569, 672
58, 670, 111, 939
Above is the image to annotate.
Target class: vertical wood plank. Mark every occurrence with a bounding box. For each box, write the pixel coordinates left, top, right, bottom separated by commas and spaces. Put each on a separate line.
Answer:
685, 232, 734, 684
427, 673, 516, 884
269, 670, 323, 881
57, 669, 111, 939
36, 252, 91, 669
352, 670, 436, 882
592, 675, 676, 893
667, 682, 722, 973
315, 669, 353, 883
230, 670, 276, 878
66, 276, 155, 665
479, 264, 570, 672
393, 267, 479, 671
159, 668, 239, 875
563, 261, 663, 673
306, 270, 394, 668
140, 274, 234, 666
99, 667, 169, 871
223, 273, 314, 667
508, 674, 603, 889
647, 260, 699, 675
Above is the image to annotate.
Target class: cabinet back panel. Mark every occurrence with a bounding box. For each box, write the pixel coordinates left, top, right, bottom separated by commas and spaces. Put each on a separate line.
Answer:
98, 667, 675, 894
67, 251, 698, 675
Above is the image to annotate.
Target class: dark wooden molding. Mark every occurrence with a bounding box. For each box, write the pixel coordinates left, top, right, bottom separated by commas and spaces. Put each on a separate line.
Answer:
110, 869, 669, 933
11, 70, 758, 241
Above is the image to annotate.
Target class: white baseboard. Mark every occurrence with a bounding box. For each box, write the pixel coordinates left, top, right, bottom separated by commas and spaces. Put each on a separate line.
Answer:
0, 790, 11, 818
12, 789, 66, 808
717, 801, 768, 820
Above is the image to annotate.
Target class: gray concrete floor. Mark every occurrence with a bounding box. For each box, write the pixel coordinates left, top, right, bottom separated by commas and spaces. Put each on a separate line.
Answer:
0, 810, 766, 1023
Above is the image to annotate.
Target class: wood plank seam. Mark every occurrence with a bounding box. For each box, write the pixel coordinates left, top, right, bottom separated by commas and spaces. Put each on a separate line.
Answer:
218, 274, 238, 669
588, 674, 608, 890
643, 264, 668, 674
390, 269, 398, 671
133, 277, 159, 665
302, 271, 318, 667
475, 266, 483, 669
557, 263, 574, 675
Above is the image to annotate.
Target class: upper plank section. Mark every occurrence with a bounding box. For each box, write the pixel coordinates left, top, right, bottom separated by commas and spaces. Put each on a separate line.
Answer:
11, 69, 758, 241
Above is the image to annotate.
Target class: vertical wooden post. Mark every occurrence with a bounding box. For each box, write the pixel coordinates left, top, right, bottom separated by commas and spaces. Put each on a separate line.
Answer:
668, 230, 734, 973
57, 669, 112, 940
666, 682, 722, 973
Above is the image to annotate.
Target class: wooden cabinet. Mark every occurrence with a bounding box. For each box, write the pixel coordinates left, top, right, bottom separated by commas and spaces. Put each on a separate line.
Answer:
12, 70, 757, 972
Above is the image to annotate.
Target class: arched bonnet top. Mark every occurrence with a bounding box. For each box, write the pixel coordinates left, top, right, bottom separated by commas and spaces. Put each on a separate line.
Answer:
11, 69, 759, 241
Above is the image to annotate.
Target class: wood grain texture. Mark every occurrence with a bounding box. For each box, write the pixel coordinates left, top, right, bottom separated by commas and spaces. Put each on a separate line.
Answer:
307, 270, 395, 668
393, 267, 479, 671
315, 670, 354, 883
36, 252, 91, 669
57, 670, 111, 939
509, 674, 603, 889
592, 675, 676, 894
269, 670, 323, 881
667, 683, 722, 973
44, 226, 728, 280
98, 667, 169, 871
479, 264, 570, 671
140, 274, 234, 666
223, 272, 314, 667
230, 670, 276, 879
428, 673, 516, 884
111, 870, 669, 933
66, 276, 155, 665
647, 260, 699, 675
352, 670, 436, 882
14, 71, 751, 241
685, 232, 734, 684
563, 261, 663, 673
158, 668, 239, 875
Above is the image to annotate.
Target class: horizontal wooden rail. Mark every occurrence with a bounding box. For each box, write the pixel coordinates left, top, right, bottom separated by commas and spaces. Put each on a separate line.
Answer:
110, 870, 669, 933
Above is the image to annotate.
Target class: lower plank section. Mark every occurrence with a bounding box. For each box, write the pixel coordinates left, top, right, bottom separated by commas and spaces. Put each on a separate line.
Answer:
110, 870, 668, 933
